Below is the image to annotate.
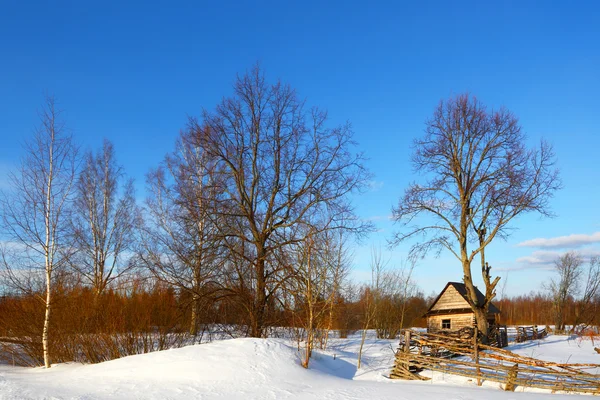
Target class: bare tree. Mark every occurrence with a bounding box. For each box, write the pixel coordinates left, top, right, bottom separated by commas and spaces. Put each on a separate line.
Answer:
357, 247, 385, 369
574, 256, 600, 330
0, 97, 79, 368
70, 139, 138, 299
397, 260, 417, 333
321, 229, 351, 350
392, 94, 560, 339
546, 252, 600, 333
141, 128, 223, 337
296, 233, 318, 368
198, 65, 371, 337
294, 228, 350, 368
546, 252, 582, 332
365, 258, 418, 339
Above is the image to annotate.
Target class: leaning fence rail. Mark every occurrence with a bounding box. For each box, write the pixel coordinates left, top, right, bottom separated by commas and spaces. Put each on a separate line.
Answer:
391, 329, 600, 394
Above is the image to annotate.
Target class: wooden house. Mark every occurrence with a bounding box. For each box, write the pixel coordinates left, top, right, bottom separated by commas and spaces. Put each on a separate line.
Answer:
425, 282, 501, 332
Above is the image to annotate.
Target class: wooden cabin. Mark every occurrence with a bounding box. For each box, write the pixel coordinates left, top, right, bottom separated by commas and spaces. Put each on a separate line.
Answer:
425, 282, 501, 332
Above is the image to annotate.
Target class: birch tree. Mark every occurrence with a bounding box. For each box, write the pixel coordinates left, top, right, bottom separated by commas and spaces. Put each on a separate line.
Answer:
0, 97, 78, 368
357, 248, 385, 369
392, 94, 560, 340
321, 229, 351, 350
295, 228, 349, 368
547, 252, 582, 332
70, 139, 138, 299
573, 256, 600, 330
141, 127, 223, 336
547, 253, 600, 332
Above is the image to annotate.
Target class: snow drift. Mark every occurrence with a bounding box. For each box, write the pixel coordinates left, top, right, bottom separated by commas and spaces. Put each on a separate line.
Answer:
0, 336, 596, 399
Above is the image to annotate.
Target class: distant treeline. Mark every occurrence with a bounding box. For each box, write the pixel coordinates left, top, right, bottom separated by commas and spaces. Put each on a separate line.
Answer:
0, 275, 428, 366
496, 293, 600, 327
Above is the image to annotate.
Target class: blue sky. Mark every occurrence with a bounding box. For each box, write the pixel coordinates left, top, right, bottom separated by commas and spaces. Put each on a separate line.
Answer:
1, 1, 599, 297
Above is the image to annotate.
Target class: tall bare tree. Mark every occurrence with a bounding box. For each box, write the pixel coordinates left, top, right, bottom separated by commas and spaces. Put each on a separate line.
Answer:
392, 94, 560, 339
546, 252, 600, 332
321, 228, 351, 350
70, 139, 138, 299
0, 97, 79, 368
357, 247, 386, 369
141, 127, 223, 336
546, 252, 582, 332
574, 256, 600, 330
198, 65, 371, 337
294, 228, 350, 368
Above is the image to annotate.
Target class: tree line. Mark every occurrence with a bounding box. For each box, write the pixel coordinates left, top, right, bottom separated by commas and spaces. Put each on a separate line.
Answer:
0, 65, 567, 367
0, 66, 427, 369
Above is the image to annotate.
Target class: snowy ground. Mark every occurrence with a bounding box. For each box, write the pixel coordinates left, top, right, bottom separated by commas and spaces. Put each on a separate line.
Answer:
0, 333, 598, 399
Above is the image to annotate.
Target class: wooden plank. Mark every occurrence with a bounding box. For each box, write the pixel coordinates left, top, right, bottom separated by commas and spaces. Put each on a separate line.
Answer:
430, 286, 469, 311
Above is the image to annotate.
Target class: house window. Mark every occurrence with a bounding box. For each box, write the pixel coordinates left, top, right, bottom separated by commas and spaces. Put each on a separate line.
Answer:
442, 319, 451, 329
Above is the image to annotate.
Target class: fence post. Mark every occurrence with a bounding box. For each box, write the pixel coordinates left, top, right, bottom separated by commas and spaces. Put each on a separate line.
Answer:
473, 331, 481, 386
404, 330, 411, 373
504, 364, 518, 391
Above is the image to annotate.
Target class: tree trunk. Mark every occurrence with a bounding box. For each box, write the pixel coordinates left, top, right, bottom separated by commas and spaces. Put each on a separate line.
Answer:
303, 243, 313, 368
323, 298, 335, 350
463, 264, 491, 340
303, 306, 313, 368
190, 292, 200, 336
251, 256, 267, 338
43, 143, 53, 369
42, 269, 52, 368
473, 307, 489, 344
357, 328, 367, 369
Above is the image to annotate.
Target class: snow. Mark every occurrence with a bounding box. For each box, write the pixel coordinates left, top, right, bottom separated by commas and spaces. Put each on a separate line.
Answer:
0, 334, 598, 399
508, 335, 600, 366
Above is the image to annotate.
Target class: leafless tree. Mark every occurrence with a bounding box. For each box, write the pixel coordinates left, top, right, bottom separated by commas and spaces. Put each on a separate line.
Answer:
321, 229, 351, 350
574, 256, 600, 330
365, 258, 418, 339
140, 128, 223, 336
357, 247, 386, 369
0, 97, 79, 368
397, 260, 417, 333
546, 252, 600, 332
70, 139, 138, 299
294, 228, 350, 368
198, 65, 371, 337
392, 94, 560, 339
546, 252, 582, 332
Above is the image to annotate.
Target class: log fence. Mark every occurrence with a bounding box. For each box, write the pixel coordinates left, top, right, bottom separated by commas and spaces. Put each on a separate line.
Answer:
391, 329, 600, 394
515, 325, 547, 343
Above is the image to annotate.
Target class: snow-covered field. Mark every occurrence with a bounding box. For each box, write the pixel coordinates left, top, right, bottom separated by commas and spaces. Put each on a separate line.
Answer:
0, 333, 598, 399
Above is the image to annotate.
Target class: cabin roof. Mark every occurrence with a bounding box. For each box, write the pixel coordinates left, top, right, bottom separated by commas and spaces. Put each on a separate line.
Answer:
425, 281, 501, 316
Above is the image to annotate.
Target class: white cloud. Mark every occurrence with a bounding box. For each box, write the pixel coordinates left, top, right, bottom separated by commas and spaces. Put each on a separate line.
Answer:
516, 248, 600, 267
517, 232, 600, 249
365, 214, 393, 222
367, 180, 384, 191
516, 250, 561, 266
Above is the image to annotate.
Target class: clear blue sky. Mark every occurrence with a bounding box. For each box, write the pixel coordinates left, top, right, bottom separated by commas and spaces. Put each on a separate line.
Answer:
1, 1, 599, 297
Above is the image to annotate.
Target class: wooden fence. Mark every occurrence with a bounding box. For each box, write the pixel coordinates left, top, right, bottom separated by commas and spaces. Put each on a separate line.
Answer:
515, 325, 547, 343
391, 329, 600, 394
488, 324, 508, 348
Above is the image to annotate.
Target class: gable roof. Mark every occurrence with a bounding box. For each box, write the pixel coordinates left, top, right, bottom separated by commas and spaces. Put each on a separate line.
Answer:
425, 281, 501, 316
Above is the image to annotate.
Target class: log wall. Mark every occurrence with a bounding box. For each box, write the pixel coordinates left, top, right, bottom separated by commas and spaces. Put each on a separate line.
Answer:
427, 313, 474, 331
